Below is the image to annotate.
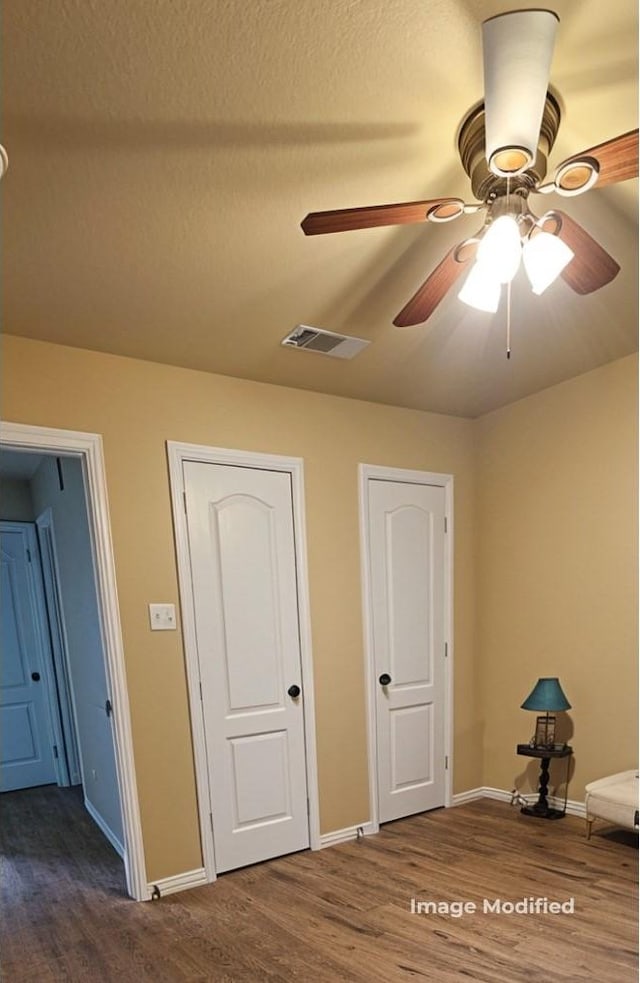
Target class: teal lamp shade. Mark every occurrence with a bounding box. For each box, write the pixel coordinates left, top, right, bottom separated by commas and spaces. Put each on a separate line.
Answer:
521, 677, 571, 711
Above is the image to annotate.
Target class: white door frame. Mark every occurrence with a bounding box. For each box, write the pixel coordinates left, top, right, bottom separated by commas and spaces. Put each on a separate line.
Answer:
0, 422, 148, 901
167, 441, 321, 882
358, 463, 454, 832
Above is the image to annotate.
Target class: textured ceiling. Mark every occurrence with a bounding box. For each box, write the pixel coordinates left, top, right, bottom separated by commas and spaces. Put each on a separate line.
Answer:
2, 0, 638, 417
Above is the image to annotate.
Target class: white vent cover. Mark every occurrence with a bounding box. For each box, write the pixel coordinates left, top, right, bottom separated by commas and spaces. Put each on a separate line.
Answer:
281, 325, 371, 359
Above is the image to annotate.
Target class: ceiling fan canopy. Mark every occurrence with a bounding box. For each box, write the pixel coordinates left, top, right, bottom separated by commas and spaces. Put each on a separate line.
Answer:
300, 8, 638, 331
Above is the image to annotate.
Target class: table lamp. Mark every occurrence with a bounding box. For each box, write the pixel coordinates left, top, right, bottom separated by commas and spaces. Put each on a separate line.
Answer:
521, 677, 571, 748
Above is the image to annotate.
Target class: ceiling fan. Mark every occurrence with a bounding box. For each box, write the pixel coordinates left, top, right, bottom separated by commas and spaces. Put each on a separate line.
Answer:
300, 9, 638, 329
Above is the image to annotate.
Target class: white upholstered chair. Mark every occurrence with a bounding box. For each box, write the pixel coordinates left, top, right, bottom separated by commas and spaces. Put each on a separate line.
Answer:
585, 770, 639, 839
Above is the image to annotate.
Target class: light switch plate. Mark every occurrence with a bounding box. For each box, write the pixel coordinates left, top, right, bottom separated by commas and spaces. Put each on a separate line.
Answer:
149, 603, 177, 631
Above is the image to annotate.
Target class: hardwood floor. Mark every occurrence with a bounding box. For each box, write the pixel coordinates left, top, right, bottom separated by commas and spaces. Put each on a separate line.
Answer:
1, 786, 637, 982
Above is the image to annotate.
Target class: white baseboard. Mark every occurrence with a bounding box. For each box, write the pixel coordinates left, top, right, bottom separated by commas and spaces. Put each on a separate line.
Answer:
451, 786, 586, 819
139, 794, 587, 903
147, 867, 208, 900
320, 790, 586, 849
84, 797, 125, 858
451, 786, 514, 806
451, 787, 494, 806
549, 795, 586, 818
319, 821, 378, 849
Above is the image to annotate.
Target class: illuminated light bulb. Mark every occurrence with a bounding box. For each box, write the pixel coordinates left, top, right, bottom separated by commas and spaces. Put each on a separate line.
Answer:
477, 215, 522, 284
458, 261, 501, 312
522, 232, 575, 294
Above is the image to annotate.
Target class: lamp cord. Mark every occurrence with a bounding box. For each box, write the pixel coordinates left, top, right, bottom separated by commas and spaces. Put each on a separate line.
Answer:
561, 754, 570, 814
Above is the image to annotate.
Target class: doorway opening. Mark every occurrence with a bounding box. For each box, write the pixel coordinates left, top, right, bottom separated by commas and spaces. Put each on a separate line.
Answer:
0, 423, 147, 900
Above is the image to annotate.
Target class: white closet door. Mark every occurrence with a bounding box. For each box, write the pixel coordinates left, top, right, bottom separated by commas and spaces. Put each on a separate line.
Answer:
184, 461, 309, 873
367, 479, 446, 823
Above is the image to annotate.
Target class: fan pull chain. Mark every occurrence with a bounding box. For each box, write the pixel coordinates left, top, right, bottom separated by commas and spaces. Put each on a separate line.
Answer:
506, 175, 512, 359
506, 279, 512, 359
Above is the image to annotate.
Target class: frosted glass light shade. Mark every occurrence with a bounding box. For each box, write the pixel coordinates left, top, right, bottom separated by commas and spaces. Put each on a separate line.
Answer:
477, 215, 522, 284
483, 10, 559, 176
522, 232, 574, 294
458, 262, 501, 313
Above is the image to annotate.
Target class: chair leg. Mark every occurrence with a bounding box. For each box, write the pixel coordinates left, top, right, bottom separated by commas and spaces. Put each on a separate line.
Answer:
586, 818, 593, 840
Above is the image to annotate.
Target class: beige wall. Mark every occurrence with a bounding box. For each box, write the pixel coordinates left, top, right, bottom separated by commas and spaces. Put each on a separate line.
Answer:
1, 334, 481, 881
477, 354, 638, 799
3, 334, 636, 881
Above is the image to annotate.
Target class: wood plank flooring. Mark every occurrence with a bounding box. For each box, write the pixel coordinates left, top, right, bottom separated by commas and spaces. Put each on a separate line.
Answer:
1, 785, 637, 982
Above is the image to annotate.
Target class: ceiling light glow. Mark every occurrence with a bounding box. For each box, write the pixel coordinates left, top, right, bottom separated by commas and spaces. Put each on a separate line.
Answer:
477, 215, 522, 283
458, 261, 501, 313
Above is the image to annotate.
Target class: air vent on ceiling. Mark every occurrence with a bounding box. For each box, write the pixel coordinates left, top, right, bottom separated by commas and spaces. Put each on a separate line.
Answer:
281, 325, 370, 359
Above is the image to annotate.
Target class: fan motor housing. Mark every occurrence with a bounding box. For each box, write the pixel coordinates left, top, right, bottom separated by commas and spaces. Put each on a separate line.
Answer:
458, 92, 561, 201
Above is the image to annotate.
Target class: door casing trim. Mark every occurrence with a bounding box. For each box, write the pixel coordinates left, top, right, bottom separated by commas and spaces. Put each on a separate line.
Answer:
358, 463, 454, 832
167, 441, 321, 882
0, 422, 147, 901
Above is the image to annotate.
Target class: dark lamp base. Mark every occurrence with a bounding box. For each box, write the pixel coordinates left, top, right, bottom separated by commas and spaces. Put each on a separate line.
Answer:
521, 804, 566, 820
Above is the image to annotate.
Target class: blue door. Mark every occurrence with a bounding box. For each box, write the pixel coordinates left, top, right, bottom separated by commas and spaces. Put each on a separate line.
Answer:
1, 524, 57, 791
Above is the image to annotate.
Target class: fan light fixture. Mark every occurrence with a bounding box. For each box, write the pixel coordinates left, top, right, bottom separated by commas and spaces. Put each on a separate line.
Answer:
476, 215, 522, 283
459, 214, 575, 311
522, 231, 574, 294
458, 261, 501, 313
483, 10, 559, 176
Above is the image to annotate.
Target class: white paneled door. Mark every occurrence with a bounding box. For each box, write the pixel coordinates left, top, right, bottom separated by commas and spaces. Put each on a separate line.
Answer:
183, 461, 310, 873
367, 478, 447, 823
0, 524, 57, 792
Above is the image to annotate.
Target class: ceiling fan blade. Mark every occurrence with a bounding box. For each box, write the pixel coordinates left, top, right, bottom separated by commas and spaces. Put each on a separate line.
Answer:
548, 210, 620, 294
393, 244, 473, 327
301, 198, 464, 235
555, 129, 639, 190
482, 10, 558, 176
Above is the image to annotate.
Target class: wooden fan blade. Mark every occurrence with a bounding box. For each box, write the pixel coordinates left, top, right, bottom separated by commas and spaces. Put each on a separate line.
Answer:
393, 245, 472, 327
548, 210, 620, 294
556, 129, 638, 189
301, 198, 463, 235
